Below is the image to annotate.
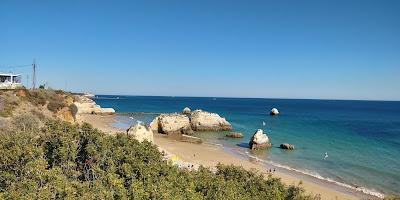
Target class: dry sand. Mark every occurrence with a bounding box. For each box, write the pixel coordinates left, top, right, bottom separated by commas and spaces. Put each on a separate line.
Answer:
80, 114, 377, 200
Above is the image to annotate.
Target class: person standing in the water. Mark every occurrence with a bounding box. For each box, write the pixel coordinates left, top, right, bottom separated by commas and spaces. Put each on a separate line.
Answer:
324, 152, 329, 160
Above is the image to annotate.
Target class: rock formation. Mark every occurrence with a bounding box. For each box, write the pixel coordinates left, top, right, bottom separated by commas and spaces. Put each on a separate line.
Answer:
182, 107, 191, 114
72, 96, 115, 115
56, 107, 75, 123
149, 116, 160, 133
270, 108, 279, 115
280, 143, 295, 150
190, 110, 232, 131
127, 123, 153, 143
249, 129, 271, 150
226, 132, 243, 138
150, 113, 193, 135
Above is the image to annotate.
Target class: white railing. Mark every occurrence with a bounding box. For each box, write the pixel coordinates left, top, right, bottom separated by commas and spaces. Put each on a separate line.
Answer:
0, 82, 23, 89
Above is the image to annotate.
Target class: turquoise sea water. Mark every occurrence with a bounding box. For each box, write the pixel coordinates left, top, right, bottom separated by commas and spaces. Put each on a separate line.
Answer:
94, 96, 400, 196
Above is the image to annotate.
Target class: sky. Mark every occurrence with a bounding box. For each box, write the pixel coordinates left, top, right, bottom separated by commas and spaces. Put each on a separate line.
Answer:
1, 0, 399, 100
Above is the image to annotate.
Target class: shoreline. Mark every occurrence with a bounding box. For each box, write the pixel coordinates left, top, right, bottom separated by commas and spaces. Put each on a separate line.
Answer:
78, 113, 380, 200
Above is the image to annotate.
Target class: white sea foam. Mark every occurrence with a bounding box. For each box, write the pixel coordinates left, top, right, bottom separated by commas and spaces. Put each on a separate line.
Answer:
240, 150, 384, 198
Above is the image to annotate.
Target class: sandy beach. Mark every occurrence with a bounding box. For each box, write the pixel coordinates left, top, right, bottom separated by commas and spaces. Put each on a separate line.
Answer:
79, 114, 378, 200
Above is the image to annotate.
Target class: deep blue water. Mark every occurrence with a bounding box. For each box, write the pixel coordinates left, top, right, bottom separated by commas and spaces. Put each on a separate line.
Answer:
95, 95, 400, 196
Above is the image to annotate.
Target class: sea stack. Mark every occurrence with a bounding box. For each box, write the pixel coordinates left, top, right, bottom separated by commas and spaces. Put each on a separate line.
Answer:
270, 108, 279, 115
249, 129, 271, 150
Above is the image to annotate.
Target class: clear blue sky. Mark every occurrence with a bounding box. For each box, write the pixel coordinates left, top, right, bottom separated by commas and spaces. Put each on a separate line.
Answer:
1, 0, 399, 100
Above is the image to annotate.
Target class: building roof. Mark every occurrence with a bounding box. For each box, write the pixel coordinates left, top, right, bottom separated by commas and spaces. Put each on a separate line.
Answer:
0, 72, 21, 76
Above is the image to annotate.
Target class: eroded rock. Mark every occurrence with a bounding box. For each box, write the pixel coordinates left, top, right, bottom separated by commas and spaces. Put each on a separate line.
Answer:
249, 129, 271, 150
127, 123, 153, 143
182, 107, 191, 114
190, 110, 232, 131
151, 113, 192, 135
270, 108, 279, 115
280, 143, 295, 150
226, 132, 243, 138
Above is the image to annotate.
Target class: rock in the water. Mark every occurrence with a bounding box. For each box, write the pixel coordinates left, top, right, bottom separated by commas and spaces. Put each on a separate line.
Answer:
280, 143, 295, 150
226, 132, 243, 138
150, 113, 193, 135
190, 110, 232, 131
270, 108, 279, 115
249, 129, 271, 150
127, 123, 154, 143
182, 107, 191, 114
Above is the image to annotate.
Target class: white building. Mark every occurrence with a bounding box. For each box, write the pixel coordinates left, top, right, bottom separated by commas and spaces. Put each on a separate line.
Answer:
0, 72, 23, 89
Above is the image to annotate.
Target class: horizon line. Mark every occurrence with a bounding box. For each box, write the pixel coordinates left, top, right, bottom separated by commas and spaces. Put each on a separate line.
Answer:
89, 92, 400, 102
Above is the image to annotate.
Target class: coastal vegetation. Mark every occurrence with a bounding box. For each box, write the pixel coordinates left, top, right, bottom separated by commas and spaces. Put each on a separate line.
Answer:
0, 89, 319, 199
1, 89, 398, 199
0, 117, 319, 199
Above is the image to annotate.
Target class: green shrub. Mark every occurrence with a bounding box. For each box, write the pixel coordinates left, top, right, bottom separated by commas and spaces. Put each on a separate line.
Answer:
26, 89, 47, 106
0, 119, 317, 199
12, 113, 40, 132
47, 100, 67, 113
0, 94, 19, 117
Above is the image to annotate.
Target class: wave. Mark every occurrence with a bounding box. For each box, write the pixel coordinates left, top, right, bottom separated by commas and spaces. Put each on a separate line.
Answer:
236, 150, 385, 198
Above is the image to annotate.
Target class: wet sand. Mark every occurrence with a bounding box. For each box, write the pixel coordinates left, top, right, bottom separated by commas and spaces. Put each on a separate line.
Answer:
79, 114, 378, 200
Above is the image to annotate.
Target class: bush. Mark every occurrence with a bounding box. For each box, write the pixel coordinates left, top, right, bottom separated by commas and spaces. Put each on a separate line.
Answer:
0, 93, 19, 117
23, 89, 68, 113
12, 113, 40, 132
0, 120, 317, 199
26, 89, 47, 106
47, 100, 67, 113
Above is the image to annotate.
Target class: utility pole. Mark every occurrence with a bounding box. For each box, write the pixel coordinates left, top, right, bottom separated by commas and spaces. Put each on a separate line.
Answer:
26, 75, 30, 88
32, 59, 36, 89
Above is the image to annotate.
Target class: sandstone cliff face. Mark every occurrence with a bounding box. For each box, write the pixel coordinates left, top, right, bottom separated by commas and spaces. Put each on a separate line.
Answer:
56, 107, 75, 123
249, 129, 271, 150
190, 110, 232, 131
127, 123, 153, 143
150, 113, 193, 135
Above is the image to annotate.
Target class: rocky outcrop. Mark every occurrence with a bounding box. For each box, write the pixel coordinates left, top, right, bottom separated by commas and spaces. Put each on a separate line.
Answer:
270, 108, 279, 115
226, 132, 243, 138
56, 107, 75, 123
182, 107, 191, 114
249, 129, 271, 150
190, 110, 232, 131
149, 116, 160, 133
72, 96, 115, 115
280, 143, 295, 150
127, 123, 153, 143
150, 113, 193, 135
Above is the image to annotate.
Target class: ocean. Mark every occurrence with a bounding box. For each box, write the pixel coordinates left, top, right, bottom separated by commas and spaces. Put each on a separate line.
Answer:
94, 95, 400, 197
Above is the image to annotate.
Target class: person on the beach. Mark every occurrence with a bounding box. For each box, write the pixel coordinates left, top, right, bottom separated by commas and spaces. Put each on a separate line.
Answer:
324, 152, 329, 160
